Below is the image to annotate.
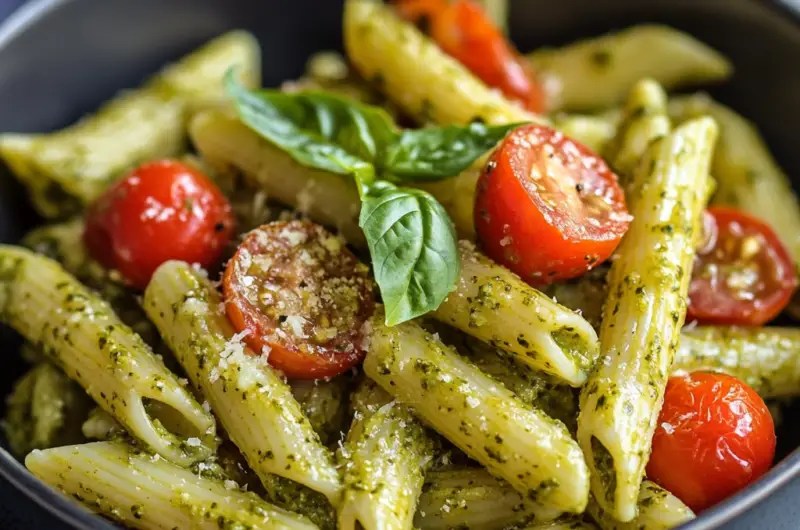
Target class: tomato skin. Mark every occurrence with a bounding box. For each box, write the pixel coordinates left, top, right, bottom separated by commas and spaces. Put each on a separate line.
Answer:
647, 373, 776, 513
397, 0, 547, 113
223, 221, 375, 380
688, 206, 797, 326
474, 124, 630, 283
83, 160, 234, 290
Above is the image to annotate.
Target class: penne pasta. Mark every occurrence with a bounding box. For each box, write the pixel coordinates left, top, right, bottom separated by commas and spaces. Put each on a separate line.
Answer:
338, 379, 437, 530
0, 246, 217, 466
438, 328, 577, 430
344, 0, 544, 126
3, 362, 92, 456
0, 31, 261, 219
578, 118, 717, 521
143, 260, 342, 503
290, 376, 351, 446
541, 268, 608, 331
190, 110, 365, 246
364, 312, 590, 514
415, 468, 561, 530
587, 481, 695, 530
604, 79, 671, 182
431, 241, 599, 386
528, 25, 731, 112
552, 113, 620, 155
26, 441, 318, 530
674, 327, 800, 399
669, 93, 800, 270
543, 275, 800, 400
522, 521, 598, 530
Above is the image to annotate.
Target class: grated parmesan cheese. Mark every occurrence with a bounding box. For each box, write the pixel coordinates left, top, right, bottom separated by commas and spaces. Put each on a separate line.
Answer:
284, 315, 307, 338
186, 437, 201, 447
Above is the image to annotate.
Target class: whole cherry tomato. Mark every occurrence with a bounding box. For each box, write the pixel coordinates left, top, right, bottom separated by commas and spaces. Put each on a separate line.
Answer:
397, 0, 548, 113
688, 206, 797, 326
474, 124, 630, 283
84, 160, 234, 289
647, 372, 776, 513
223, 221, 375, 380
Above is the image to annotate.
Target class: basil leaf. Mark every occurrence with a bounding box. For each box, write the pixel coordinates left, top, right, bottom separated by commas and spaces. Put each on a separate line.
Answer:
225, 71, 398, 188
383, 121, 520, 181
360, 182, 460, 325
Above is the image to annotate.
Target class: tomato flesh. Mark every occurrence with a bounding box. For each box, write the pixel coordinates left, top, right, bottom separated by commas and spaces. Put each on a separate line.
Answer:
647, 373, 776, 513
83, 160, 234, 290
474, 124, 630, 283
223, 221, 375, 380
688, 206, 797, 326
397, 0, 548, 113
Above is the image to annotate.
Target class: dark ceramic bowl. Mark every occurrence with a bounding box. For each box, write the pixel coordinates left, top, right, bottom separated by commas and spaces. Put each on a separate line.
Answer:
0, 0, 798, 528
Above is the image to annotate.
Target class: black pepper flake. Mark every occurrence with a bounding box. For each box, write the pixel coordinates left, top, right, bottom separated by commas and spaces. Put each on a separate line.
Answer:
214, 222, 226, 233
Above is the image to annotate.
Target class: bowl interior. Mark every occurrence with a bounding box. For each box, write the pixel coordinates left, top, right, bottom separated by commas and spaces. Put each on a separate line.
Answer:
0, 0, 798, 528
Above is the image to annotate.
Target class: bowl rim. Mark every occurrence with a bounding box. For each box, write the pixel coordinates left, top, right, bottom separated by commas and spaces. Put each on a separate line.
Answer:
0, 0, 799, 529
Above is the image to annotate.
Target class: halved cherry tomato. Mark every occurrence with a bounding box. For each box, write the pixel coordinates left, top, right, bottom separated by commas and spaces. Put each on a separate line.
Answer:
474, 124, 631, 283
647, 373, 776, 513
687, 206, 797, 326
396, 0, 548, 113
84, 160, 234, 290
223, 221, 375, 380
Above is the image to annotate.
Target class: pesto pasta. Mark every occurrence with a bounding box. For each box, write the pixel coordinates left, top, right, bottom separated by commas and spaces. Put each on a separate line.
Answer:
578, 118, 717, 521
26, 441, 318, 530
1, 3, 793, 529
0, 246, 217, 466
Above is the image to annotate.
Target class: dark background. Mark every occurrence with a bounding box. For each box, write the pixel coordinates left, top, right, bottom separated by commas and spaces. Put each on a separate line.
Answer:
0, 0, 798, 528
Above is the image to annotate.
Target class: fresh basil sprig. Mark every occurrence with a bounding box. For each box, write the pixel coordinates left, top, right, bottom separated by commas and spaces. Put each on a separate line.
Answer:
225, 71, 518, 325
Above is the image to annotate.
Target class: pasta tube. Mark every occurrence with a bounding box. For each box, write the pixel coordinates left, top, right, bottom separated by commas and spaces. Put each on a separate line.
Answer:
414, 169, 481, 241
528, 25, 731, 112
438, 328, 577, 429
143, 260, 342, 502
604, 79, 670, 181
541, 268, 607, 331
0, 31, 260, 218
578, 118, 717, 521
26, 441, 317, 530
0, 246, 216, 466
415, 469, 561, 530
523, 521, 598, 530
190, 110, 365, 246
4, 362, 92, 456
364, 313, 590, 514
290, 377, 350, 446
674, 327, 800, 399
587, 481, 694, 530
431, 241, 599, 386
669, 93, 800, 269
552, 113, 620, 154
338, 380, 437, 530
344, 0, 544, 126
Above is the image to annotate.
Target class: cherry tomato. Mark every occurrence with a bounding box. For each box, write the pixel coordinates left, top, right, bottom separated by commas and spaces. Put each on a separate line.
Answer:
396, 0, 548, 113
474, 124, 631, 283
223, 221, 375, 380
687, 206, 797, 326
647, 373, 776, 512
84, 160, 234, 290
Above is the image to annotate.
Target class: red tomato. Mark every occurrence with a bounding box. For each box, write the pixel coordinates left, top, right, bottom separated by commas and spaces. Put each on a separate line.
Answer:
474, 124, 631, 283
647, 373, 776, 513
223, 221, 375, 380
688, 206, 797, 326
83, 160, 234, 290
396, 0, 548, 113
